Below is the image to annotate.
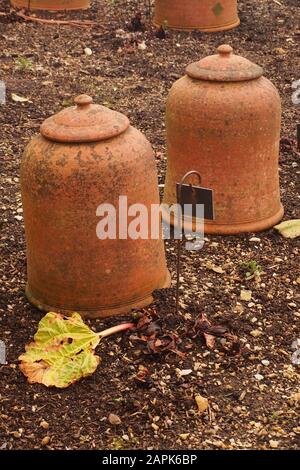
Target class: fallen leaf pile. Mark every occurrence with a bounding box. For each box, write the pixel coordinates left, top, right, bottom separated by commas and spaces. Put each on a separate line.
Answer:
187, 314, 241, 355
129, 310, 185, 358
130, 310, 242, 358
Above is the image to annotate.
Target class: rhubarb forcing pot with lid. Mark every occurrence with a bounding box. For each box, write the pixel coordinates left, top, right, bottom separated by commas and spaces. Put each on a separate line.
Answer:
10, 0, 90, 10
162, 45, 284, 234
154, 0, 240, 32
21, 95, 170, 318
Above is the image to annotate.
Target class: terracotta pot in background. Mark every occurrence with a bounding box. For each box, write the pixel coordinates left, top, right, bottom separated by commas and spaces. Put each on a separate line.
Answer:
162, 45, 284, 234
21, 95, 170, 318
10, 0, 90, 10
154, 0, 239, 32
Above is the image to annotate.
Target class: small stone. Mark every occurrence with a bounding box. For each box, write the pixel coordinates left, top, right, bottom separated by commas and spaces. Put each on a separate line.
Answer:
249, 237, 261, 242
274, 47, 286, 55
84, 47, 93, 56
122, 434, 129, 441
250, 329, 263, 338
138, 41, 147, 51
179, 433, 189, 440
179, 369, 193, 376
261, 360, 270, 366
41, 436, 50, 446
290, 392, 300, 402
108, 413, 121, 425
254, 374, 264, 381
212, 440, 226, 449
151, 423, 159, 431
233, 406, 242, 414
235, 304, 244, 314
195, 394, 209, 413
40, 420, 49, 430
269, 440, 279, 448
240, 290, 252, 301
14, 215, 23, 221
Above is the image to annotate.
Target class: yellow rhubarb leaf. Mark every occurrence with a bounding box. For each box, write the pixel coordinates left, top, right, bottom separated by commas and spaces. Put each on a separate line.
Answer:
19, 312, 101, 388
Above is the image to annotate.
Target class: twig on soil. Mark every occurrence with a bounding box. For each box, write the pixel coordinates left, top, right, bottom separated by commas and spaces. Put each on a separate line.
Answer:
15, 11, 98, 28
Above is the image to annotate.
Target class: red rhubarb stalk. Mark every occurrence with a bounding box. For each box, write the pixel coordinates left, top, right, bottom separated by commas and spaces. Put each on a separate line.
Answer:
98, 323, 135, 339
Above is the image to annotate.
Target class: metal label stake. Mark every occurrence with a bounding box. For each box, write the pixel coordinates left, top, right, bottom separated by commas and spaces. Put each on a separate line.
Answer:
175, 171, 214, 314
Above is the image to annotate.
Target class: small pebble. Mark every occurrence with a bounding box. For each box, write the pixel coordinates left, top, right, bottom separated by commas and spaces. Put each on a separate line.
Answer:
108, 413, 121, 425
251, 329, 263, 338
41, 436, 50, 446
254, 374, 264, 381
178, 369, 193, 376
240, 289, 252, 301
249, 237, 261, 242
151, 423, 159, 431
40, 420, 49, 430
179, 433, 189, 440
138, 41, 147, 51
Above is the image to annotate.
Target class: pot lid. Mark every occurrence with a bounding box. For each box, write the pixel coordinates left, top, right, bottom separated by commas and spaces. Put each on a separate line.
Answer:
186, 45, 263, 82
40, 94, 130, 143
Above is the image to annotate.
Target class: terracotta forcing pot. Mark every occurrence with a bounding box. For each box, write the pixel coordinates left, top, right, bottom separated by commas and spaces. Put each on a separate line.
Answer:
21, 95, 170, 318
162, 45, 284, 235
10, 0, 90, 10
154, 0, 240, 32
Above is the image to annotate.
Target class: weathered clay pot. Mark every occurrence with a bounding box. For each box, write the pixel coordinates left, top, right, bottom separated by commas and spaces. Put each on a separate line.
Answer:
10, 0, 90, 10
21, 95, 170, 318
154, 0, 240, 32
162, 45, 284, 234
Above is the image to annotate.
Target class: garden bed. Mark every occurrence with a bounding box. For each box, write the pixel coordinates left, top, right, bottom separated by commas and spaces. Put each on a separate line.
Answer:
0, 0, 299, 450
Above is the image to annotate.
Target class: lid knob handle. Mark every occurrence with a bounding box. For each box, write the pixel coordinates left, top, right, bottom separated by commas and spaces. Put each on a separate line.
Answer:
217, 44, 233, 57
74, 94, 93, 107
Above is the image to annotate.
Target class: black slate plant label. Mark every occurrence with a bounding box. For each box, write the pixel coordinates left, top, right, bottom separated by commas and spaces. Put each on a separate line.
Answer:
176, 183, 215, 221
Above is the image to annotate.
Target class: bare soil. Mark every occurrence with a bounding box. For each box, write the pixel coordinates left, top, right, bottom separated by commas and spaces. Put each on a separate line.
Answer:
0, 0, 299, 450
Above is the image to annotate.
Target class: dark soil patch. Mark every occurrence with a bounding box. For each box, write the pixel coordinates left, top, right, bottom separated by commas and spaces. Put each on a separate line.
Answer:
0, 0, 299, 450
